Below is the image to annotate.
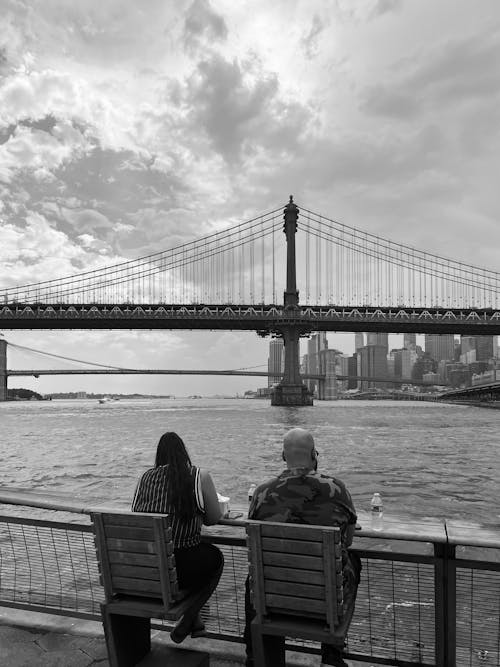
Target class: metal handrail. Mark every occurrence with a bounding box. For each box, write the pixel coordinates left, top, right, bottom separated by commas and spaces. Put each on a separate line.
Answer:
0, 487, 498, 667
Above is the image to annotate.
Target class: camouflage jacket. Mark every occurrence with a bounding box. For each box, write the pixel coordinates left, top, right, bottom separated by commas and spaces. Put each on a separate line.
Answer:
248, 468, 357, 552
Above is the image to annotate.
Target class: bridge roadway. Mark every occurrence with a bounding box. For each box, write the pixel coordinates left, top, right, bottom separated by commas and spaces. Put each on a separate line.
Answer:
6, 368, 436, 386
2, 302, 500, 334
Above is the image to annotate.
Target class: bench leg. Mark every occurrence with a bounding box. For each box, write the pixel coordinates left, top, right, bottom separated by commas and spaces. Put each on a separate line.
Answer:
101, 604, 151, 667
251, 624, 285, 667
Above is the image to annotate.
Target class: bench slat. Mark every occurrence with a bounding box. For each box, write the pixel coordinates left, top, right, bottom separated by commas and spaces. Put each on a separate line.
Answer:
263, 565, 325, 586
112, 577, 163, 594
261, 537, 322, 556
106, 538, 156, 554
263, 552, 323, 571
104, 526, 155, 540
100, 513, 165, 527
110, 563, 177, 582
260, 524, 325, 541
265, 593, 326, 615
110, 565, 160, 582
108, 551, 159, 566
265, 579, 324, 599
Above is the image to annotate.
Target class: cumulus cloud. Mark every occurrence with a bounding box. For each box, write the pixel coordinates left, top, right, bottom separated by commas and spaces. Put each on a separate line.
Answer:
184, 53, 312, 163
0, 212, 125, 290
0, 120, 91, 184
183, 0, 228, 53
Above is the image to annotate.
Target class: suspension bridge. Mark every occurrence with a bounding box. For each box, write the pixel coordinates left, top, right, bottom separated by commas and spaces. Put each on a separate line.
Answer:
2, 196, 500, 404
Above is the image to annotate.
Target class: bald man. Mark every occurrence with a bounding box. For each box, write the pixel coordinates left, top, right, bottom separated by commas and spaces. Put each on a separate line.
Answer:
244, 428, 360, 667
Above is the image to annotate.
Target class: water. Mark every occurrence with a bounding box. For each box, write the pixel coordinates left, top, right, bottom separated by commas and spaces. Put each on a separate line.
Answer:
0, 398, 499, 526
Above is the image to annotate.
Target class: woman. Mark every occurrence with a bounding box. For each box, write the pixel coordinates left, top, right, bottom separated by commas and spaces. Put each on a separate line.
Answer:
132, 431, 223, 643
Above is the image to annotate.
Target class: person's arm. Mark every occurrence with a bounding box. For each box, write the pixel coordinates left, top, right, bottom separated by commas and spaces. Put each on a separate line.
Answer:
344, 522, 356, 547
200, 470, 222, 525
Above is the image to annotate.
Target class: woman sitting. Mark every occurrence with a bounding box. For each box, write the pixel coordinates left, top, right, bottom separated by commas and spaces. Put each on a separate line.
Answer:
132, 431, 223, 643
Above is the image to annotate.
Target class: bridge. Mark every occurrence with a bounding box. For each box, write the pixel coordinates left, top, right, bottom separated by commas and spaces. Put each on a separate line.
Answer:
2, 196, 500, 404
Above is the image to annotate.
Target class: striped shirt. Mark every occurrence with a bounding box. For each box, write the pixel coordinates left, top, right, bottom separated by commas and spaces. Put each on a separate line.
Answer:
131, 465, 204, 548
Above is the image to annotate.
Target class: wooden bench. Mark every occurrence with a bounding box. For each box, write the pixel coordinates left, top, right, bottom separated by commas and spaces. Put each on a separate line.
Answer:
246, 519, 352, 666
91, 510, 209, 667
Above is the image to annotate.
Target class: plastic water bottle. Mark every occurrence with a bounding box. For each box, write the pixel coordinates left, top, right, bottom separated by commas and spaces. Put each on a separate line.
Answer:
248, 483, 257, 503
370, 492, 384, 530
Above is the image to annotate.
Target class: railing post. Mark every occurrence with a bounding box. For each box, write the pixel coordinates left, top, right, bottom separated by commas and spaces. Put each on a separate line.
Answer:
434, 539, 456, 666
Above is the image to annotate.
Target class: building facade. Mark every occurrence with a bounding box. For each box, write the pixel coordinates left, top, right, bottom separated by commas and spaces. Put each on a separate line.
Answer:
305, 332, 328, 396
267, 338, 284, 387
358, 344, 388, 391
425, 334, 455, 363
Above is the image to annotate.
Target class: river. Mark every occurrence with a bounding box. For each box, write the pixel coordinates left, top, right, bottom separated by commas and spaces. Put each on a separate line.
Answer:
0, 398, 498, 526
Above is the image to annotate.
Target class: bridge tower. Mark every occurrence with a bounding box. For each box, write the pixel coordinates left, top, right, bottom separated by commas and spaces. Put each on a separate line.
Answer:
271, 197, 313, 406
0, 338, 7, 401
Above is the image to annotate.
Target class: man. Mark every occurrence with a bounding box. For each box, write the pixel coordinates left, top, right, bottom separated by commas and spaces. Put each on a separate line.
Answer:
244, 428, 360, 667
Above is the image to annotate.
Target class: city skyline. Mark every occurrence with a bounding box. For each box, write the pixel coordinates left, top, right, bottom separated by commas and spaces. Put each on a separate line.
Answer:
2, 1, 500, 394
7, 332, 498, 395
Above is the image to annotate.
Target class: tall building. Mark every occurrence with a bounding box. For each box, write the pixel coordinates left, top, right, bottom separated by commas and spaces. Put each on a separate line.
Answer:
268, 338, 284, 387
425, 335, 455, 363
306, 333, 328, 395
318, 349, 349, 399
475, 336, 495, 362
404, 333, 417, 349
347, 354, 358, 390
358, 345, 388, 391
355, 333, 365, 351
366, 332, 388, 352
393, 348, 416, 380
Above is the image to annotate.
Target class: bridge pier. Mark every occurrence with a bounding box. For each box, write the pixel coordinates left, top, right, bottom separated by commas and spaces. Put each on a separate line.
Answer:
0, 338, 7, 401
271, 197, 313, 407
271, 326, 313, 406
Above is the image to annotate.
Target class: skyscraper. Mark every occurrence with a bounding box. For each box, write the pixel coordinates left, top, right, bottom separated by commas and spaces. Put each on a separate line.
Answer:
367, 332, 388, 352
475, 336, 495, 362
404, 333, 417, 349
306, 333, 328, 395
358, 345, 388, 391
268, 339, 284, 387
425, 335, 455, 363
355, 333, 365, 351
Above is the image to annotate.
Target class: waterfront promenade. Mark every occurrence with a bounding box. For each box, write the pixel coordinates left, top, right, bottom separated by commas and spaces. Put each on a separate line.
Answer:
0, 488, 499, 665
0, 609, 382, 666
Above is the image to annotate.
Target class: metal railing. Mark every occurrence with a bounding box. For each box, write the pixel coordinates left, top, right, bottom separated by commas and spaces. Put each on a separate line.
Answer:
0, 490, 498, 667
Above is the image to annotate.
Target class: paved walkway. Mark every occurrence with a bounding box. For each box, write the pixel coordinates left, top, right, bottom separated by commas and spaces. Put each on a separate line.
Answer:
0, 608, 384, 666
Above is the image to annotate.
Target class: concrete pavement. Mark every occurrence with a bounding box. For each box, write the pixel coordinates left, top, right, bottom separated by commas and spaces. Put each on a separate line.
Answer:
0, 608, 384, 666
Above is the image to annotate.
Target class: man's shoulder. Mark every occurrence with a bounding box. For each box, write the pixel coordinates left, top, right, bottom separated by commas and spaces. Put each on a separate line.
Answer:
314, 471, 349, 488
254, 476, 280, 494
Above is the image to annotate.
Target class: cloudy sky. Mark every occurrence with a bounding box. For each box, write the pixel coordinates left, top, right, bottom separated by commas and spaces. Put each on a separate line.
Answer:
1, 0, 500, 395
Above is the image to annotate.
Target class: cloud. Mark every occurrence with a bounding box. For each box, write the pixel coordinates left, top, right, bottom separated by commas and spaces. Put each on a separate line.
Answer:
183, 0, 228, 53
301, 14, 328, 59
335, 0, 400, 22
184, 53, 312, 163
0, 120, 91, 184
0, 211, 126, 289
362, 28, 500, 120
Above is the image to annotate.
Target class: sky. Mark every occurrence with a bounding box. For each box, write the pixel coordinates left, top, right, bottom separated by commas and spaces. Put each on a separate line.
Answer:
1, 0, 500, 395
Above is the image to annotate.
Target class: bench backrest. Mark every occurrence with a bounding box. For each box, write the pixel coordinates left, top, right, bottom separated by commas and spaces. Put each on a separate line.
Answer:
91, 511, 180, 612
246, 520, 344, 631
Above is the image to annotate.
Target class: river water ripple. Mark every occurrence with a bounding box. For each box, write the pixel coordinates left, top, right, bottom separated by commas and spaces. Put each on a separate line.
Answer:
0, 398, 498, 526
